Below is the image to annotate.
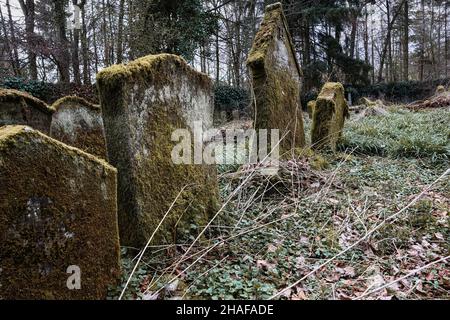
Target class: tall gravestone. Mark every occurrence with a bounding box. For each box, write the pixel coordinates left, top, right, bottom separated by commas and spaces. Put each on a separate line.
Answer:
247, 2, 305, 151
0, 125, 120, 299
311, 82, 350, 150
50, 96, 108, 159
0, 89, 54, 134
97, 54, 219, 248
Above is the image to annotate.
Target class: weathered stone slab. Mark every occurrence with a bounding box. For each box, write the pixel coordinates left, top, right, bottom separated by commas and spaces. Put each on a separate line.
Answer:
311, 82, 349, 150
0, 125, 120, 299
247, 2, 305, 151
50, 96, 108, 159
97, 54, 219, 247
436, 85, 446, 95
307, 101, 316, 119
0, 89, 54, 134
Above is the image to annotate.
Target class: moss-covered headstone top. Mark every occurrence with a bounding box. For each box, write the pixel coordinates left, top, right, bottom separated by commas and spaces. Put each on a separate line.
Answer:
52, 95, 101, 112
247, 3, 302, 78
50, 96, 107, 159
0, 89, 55, 134
247, 2, 305, 151
0, 89, 55, 114
97, 54, 211, 96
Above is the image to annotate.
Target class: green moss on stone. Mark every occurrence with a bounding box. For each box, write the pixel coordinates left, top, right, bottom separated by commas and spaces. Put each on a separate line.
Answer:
0, 89, 55, 114
0, 89, 55, 134
247, 2, 305, 152
307, 101, 316, 118
50, 96, 107, 159
0, 125, 113, 169
97, 54, 219, 248
0, 125, 120, 300
311, 82, 350, 151
436, 85, 446, 95
97, 54, 211, 94
52, 95, 100, 112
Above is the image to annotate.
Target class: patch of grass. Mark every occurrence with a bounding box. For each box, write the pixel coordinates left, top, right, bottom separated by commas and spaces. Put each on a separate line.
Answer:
338, 108, 450, 162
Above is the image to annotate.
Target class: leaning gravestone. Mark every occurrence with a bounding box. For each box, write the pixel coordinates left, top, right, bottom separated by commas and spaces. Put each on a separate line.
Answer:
311, 82, 350, 150
0, 125, 120, 299
247, 2, 305, 151
50, 96, 108, 159
0, 89, 54, 134
97, 54, 219, 247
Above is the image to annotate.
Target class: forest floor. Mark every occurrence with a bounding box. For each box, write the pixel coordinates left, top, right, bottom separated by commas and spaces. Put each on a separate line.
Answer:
109, 105, 450, 300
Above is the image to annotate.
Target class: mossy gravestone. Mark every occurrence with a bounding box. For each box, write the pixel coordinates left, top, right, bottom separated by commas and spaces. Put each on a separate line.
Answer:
50, 96, 108, 159
0, 89, 54, 134
0, 125, 120, 300
97, 54, 219, 248
307, 101, 316, 119
247, 2, 305, 151
311, 82, 350, 150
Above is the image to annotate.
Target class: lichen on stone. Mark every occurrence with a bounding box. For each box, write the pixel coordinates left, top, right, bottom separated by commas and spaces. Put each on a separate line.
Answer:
0, 89, 55, 114
97, 54, 219, 248
436, 85, 446, 95
0, 125, 119, 300
52, 95, 100, 112
311, 82, 350, 150
247, 2, 305, 152
97, 54, 211, 93
50, 96, 107, 159
0, 89, 55, 134
307, 101, 316, 119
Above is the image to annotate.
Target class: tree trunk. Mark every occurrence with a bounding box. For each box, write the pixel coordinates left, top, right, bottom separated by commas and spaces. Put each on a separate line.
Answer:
402, 0, 409, 81
349, 11, 358, 59
386, 0, 392, 82
430, 0, 436, 79
371, 13, 375, 84
446, 3, 448, 78
116, 0, 125, 64
107, 0, 115, 65
81, 3, 90, 84
127, 0, 135, 61
91, 0, 99, 74
377, 0, 407, 83
0, 6, 17, 76
420, 0, 425, 81
364, 8, 369, 65
54, 0, 71, 83
6, 0, 21, 76
303, 19, 311, 66
215, 30, 220, 82
71, 1, 84, 85
19, 0, 37, 80
102, 0, 110, 66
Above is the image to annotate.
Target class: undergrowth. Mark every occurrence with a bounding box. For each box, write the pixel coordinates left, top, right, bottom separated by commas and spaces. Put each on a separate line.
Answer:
338, 108, 450, 162
111, 107, 449, 300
